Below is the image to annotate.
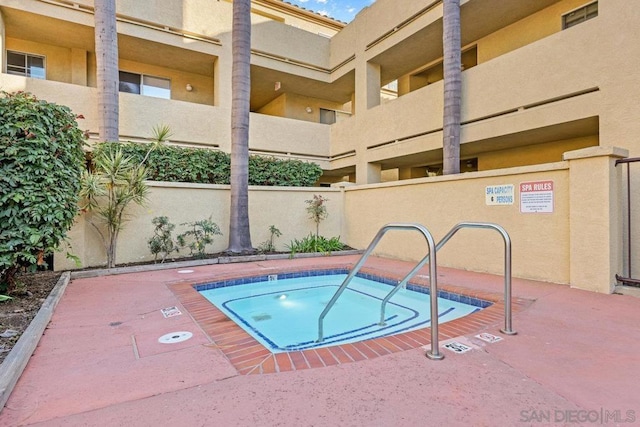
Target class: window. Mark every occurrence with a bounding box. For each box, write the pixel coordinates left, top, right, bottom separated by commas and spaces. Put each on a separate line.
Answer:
563, 2, 598, 29
320, 108, 336, 124
119, 71, 171, 99
6, 51, 45, 79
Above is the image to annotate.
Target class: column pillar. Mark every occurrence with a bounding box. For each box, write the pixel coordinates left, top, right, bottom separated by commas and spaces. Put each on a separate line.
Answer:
564, 146, 628, 293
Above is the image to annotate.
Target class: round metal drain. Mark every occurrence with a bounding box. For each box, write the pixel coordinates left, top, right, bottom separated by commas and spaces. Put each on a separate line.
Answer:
158, 331, 193, 344
177, 269, 194, 274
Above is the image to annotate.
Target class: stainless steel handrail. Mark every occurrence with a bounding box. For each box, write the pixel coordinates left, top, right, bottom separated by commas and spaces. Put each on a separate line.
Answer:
316, 223, 444, 360
442, 222, 516, 335
378, 222, 516, 336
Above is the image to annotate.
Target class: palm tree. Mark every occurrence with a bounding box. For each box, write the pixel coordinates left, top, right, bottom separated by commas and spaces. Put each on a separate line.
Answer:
442, 0, 461, 175
227, 0, 253, 253
94, 0, 119, 142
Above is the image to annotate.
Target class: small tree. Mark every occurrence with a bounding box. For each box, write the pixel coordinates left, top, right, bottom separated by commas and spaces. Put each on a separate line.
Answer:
79, 127, 168, 268
305, 195, 329, 237
79, 147, 148, 268
0, 92, 86, 291
257, 225, 282, 253
148, 216, 178, 263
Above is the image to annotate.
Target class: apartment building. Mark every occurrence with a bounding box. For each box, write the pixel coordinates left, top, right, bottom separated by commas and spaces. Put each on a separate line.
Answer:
1, 0, 634, 180
1, 0, 638, 290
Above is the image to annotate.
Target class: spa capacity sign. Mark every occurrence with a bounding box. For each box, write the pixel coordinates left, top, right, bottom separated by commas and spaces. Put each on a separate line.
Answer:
520, 180, 554, 213
485, 184, 514, 205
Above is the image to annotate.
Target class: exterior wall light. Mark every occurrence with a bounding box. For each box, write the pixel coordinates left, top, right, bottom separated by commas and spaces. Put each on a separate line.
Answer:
186, 84, 193, 91
305, 107, 313, 113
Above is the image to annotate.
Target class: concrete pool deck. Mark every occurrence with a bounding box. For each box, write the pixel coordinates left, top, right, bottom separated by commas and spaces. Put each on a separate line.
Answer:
1, 255, 639, 426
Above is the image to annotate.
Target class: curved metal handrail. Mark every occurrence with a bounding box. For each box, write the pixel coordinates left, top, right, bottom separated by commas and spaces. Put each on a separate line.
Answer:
316, 223, 444, 360
378, 222, 516, 337
439, 222, 516, 335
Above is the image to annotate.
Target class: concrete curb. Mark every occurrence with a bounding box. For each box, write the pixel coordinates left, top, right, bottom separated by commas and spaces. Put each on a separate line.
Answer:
0, 271, 70, 411
70, 250, 364, 279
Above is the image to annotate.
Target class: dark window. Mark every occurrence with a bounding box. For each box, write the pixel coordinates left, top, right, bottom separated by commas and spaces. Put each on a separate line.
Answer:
119, 71, 141, 94
119, 71, 170, 99
7, 51, 45, 79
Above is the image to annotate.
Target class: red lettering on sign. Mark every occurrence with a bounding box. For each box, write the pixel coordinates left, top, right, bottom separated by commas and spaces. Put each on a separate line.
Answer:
520, 180, 553, 192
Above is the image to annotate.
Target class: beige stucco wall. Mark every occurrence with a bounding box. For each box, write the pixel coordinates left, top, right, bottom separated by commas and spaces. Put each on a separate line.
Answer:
258, 92, 347, 123
119, 58, 214, 106
56, 184, 343, 270
478, 135, 598, 171
476, 0, 590, 63
55, 148, 627, 295
5, 37, 73, 83
257, 93, 287, 117
342, 164, 571, 284
0, 73, 331, 158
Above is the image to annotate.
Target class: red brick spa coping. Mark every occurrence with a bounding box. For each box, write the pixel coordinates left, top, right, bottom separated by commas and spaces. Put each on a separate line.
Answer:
169, 263, 529, 375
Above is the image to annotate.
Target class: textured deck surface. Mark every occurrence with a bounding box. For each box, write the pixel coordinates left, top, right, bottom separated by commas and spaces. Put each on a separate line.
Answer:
1, 255, 638, 426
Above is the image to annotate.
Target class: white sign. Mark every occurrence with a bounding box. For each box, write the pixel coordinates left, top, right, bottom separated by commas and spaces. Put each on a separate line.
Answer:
161, 306, 182, 318
485, 184, 514, 205
520, 180, 554, 213
475, 333, 503, 343
444, 341, 473, 354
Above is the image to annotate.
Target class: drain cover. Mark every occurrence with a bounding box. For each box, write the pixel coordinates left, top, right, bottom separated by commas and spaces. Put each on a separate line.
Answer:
177, 269, 194, 274
158, 331, 193, 344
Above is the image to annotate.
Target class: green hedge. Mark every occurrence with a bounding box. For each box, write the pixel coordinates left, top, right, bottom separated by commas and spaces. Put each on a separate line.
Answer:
1, 92, 86, 288
93, 142, 323, 186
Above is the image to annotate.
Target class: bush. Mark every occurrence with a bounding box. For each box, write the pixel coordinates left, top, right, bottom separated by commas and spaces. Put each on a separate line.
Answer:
257, 225, 282, 253
0, 92, 86, 290
95, 142, 322, 186
286, 233, 345, 256
148, 216, 178, 263
177, 217, 222, 257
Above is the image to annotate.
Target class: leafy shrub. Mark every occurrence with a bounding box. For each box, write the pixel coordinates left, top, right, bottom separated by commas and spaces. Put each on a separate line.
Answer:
248, 155, 322, 186
0, 91, 86, 291
286, 233, 345, 256
148, 216, 178, 263
177, 217, 222, 257
257, 225, 282, 253
95, 142, 322, 186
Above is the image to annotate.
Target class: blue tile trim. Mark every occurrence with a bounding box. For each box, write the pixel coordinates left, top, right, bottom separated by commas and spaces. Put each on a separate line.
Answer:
194, 268, 491, 309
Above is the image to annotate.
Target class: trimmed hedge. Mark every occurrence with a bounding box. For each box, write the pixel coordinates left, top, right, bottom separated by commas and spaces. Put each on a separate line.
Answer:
93, 142, 323, 186
0, 91, 86, 288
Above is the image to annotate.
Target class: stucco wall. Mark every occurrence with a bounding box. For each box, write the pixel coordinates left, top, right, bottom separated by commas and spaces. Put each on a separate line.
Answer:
0, 73, 331, 158
477, 135, 598, 171
55, 148, 625, 294
342, 163, 571, 284
56, 184, 343, 270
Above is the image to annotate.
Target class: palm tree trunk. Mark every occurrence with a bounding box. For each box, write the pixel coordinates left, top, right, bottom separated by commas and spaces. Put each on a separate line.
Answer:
94, 0, 119, 142
442, 0, 461, 175
227, 0, 253, 254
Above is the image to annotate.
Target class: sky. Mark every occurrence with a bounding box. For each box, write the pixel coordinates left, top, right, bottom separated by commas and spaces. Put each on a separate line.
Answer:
284, 0, 375, 23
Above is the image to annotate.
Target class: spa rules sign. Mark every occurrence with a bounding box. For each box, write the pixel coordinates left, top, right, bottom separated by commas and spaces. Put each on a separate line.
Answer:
520, 180, 554, 213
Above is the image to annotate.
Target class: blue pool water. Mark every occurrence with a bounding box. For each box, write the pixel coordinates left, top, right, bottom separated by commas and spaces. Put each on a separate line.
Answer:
197, 272, 489, 353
